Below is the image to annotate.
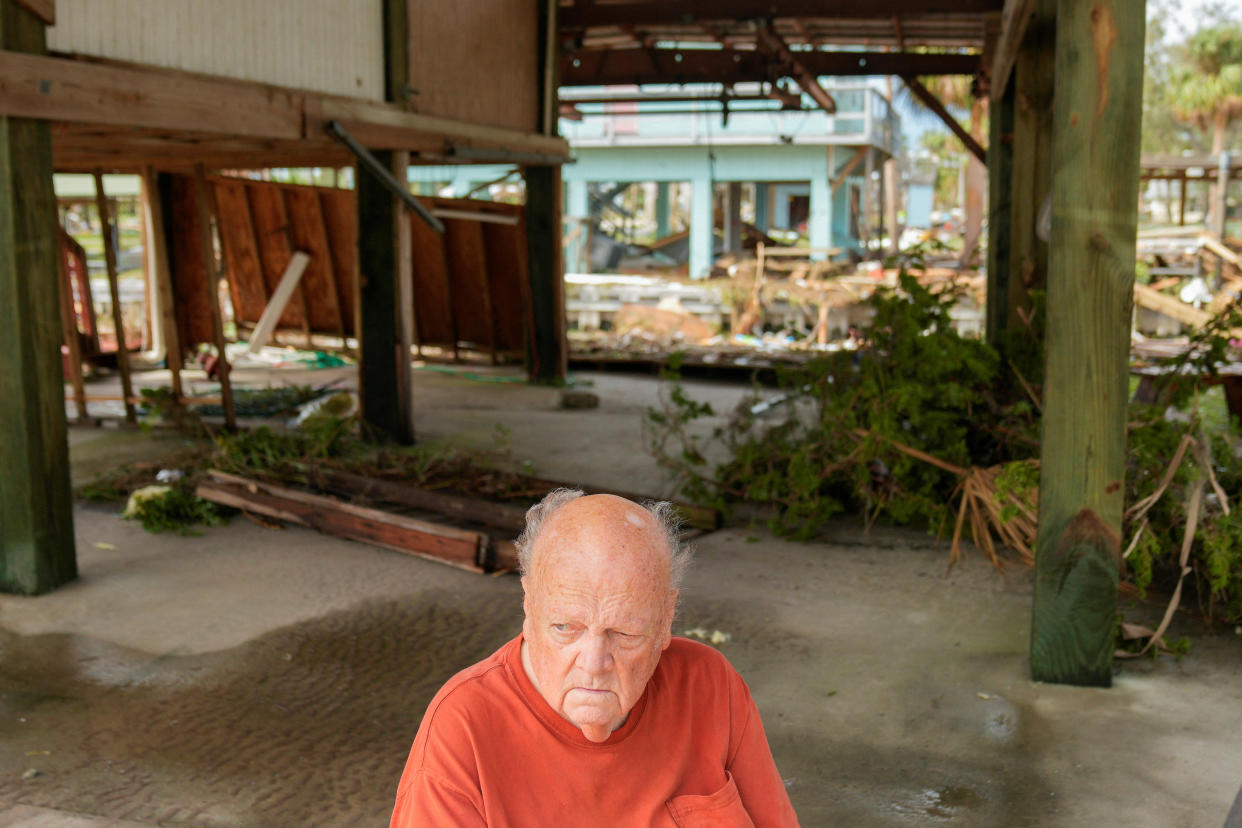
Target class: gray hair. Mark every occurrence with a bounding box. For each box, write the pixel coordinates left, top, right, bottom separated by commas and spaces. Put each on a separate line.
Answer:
515, 488, 693, 592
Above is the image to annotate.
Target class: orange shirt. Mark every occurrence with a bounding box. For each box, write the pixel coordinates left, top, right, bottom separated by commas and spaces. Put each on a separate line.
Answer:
390, 635, 799, 827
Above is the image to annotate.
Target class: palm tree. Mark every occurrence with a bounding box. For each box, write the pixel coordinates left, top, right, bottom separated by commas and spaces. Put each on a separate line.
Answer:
1168, 23, 1242, 228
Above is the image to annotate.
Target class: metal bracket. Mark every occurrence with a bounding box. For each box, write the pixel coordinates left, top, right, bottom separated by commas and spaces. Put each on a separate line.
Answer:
325, 119, 445, 234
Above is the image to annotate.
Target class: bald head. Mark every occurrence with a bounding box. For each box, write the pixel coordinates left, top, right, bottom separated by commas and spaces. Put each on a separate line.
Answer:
515, 489, 691, 593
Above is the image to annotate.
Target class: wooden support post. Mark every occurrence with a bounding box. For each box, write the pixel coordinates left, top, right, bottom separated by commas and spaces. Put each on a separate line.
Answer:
1004, 0, 1055, 338
93, 171, 136, 423
985, 81, 1015, 345
724, 181, 743, 255
56, 235, 89, 421
525, 0, 567, 383
145, 169, 182, 399
191, 164, 236, 430
1178, 172, 1187, 227
525, 165, 568, 383
1031, 0, 1146, 687
393, 152, 417, 397
356, 151, 415, 443
0, 0, 76, 593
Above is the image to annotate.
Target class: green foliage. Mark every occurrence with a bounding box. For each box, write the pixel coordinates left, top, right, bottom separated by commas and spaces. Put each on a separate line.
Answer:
647, 254, 1038, 540
123, 485, 228, 536
647, 245, 1242, 642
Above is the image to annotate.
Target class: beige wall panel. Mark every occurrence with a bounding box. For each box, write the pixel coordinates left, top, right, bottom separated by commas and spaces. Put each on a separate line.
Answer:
47, 0, 385, 101
408, 0, 538, 132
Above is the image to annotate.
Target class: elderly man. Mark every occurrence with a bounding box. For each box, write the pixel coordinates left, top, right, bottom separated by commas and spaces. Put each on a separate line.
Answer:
390, 489, 798, 826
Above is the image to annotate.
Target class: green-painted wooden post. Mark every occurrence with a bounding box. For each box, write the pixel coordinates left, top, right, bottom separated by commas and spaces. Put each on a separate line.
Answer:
355, 0, 414, 443
357, 151, 414, 444
0, 0, 77, 594
985, 80, 1015, 345
524, 0, 567, 383
1007, 0, 1055, 333
1031, 0, 1146, 686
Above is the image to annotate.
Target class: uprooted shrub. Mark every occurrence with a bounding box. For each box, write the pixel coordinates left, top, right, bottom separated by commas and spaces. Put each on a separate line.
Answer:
645, 260, 1242, 645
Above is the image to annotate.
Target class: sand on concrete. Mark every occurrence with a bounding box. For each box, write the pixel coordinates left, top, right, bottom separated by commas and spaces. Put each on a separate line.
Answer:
2, 366, 1238, 827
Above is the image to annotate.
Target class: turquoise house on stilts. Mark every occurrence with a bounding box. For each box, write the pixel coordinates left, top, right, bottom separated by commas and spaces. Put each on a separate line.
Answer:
406, 81, 899, 279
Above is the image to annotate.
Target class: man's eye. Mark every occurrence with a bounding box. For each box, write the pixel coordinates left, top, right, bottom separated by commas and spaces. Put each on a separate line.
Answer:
552, 623, 573, 633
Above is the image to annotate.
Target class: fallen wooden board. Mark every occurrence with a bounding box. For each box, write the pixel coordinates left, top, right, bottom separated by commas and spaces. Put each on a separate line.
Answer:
197, 469, 486, 572
249, 251, 311, 352
308, 466, 529, 532
1133, 282, 1211, 328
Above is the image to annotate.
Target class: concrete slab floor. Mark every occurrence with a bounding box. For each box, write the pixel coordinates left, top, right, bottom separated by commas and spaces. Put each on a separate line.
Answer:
5, 367, 1238, 827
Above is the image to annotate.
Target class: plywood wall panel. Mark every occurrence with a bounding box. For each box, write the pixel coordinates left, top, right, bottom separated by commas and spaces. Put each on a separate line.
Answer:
246, 185, 307, 330
409, 206, 455, 347
319, 191, 358, 338
167, 175, 215, 346
408, 0, 538, 132
481, 217, 528, 353
283, 187, 345, 335
212, 179, 267, 325
48, 0, 384, 101
442, 219, 494, 350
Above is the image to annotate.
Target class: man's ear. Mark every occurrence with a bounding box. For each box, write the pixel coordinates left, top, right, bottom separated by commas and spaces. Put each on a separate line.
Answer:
661, 589, 679, 650
521, 576, 534, 637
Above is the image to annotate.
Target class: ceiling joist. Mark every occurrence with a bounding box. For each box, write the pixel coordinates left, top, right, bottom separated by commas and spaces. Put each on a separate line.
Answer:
754, 25, 837, 113
561, 49, 981, 87
560, 1, 1003, 29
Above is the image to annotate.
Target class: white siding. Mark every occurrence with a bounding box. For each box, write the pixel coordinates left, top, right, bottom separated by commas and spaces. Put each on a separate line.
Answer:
47, 0, 385, 101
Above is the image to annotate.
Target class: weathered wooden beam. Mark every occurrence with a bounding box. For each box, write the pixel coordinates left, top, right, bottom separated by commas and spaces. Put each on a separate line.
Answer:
1031, 0, 1146, 687
524, 165, 567, 383
93, 171, 136, 423
990, 0, 1038, 102
754, 25, 836, 114
900, 75, 988, 165
562, 48, 982, 87
0, 50, 304, 140
0, 0, 76, 594
561, 0, 1002, 27
196, 470, 486, 573
985, 81, 1015, 344
0, 50, 569, 165
1004, 0, 1054, 337
308, 466, 529, 532
191, 164, 236, 429
150, 171, 183, 396
526, 0, 568, 384
356, 151, 414, 443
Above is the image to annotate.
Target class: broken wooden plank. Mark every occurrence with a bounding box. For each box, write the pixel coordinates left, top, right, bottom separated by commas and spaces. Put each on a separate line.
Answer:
94, 171, 136, 424
309, 466, 528, 532
248, 251, 311, 353
197, 470, 485, 573
1133, 282, 1212, 329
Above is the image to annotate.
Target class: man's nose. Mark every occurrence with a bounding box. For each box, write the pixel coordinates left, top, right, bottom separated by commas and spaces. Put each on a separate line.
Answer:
577, 632, 613, 674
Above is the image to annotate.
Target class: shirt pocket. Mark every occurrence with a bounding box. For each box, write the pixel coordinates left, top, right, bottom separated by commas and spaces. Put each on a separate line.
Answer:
665, 773, 756, 828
